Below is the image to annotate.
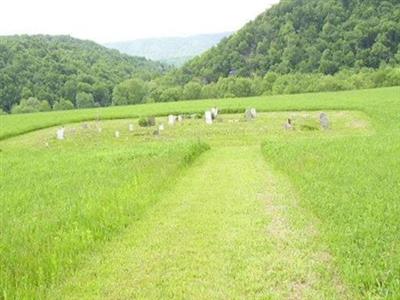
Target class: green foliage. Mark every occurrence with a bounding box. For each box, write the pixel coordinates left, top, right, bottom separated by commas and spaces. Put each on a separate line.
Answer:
183, 82, 202, 100
76, 92, 95, 109
53, 99, 74, 111
112, 79, 148, 105
160, 87, 183, 102
0, 35, 167, 112
11, 97, 51, 114
173, 0, 400, 83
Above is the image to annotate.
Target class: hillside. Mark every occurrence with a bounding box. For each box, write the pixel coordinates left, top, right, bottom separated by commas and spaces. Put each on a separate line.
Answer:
0, 35, 168, 111
177, 0, 400, 83
105, 33, 232, 66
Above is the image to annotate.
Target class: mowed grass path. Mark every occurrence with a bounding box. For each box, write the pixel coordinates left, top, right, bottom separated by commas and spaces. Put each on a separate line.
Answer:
50, 146, 349, 299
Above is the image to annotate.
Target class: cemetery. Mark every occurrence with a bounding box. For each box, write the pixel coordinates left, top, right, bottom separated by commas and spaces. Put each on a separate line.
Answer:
0, 86, 398, 299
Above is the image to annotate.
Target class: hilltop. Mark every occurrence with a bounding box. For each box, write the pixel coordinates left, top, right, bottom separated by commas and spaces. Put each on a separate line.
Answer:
175, 0, 400, 83
0, 35, 168, 111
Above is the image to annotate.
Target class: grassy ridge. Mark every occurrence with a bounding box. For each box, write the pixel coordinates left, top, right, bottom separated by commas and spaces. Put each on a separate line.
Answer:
0, 131, 209, 299
1, 87, 398, 141
263, 99, 400, 297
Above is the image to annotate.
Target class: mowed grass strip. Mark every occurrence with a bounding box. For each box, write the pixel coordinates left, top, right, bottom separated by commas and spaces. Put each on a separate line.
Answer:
49, 147, 349, 299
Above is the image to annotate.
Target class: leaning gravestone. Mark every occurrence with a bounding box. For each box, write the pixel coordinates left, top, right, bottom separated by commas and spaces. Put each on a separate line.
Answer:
115, 130, 120, 138
320, 113, 330, 130
205, 111, 213, 125
56, 128, 65, 140
168, 115, 176, 125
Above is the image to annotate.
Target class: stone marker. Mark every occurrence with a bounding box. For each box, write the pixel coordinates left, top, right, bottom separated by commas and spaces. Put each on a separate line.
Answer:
211, 107, 219, 120
284, 118, 293, 130
82, 123, 88, 129
320, 113, 330, 129
97, 127, 102, 133
148, 117, 156, 127
168, 115, 176, 125
178, 115, 183, 122
56, 128, 65, 140
250, 108, 257, 118
128, 123, 134, 132
115, 130, 120, 138
205, 111, 213, 125
159, 124, 165, 131
245, 109, 253, 120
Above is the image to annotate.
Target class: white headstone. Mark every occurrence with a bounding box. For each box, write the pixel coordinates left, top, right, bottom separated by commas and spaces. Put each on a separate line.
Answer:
128, 123, 134, 132
159, 124, 165, 131
205, 111, 213, 125
168, 115, 176, 125
178, 115, 183, 122
97, 127, 102, 133
56, 128, 65, 140
115, 131, 120, 138
250, 108, 257, 118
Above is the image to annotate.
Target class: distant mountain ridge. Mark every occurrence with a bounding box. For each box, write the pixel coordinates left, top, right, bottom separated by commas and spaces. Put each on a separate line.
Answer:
105, 32, 232, 66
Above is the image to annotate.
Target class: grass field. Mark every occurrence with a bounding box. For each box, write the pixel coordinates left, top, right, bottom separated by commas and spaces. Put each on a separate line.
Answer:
1, 86, 399, 299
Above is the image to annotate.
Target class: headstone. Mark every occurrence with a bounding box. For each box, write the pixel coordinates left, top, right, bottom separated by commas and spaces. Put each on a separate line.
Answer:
115, 131, 120, 138
320, 113, 330, 129
159, 124, 165, 131
45, 142, 49, 147
82, 123, 88, 129
128, 123, 134, 132
205, 111, 213, 125
250, 108, 257, 118
284, 118, 293, 130
245, 109, 253, 121
56, 128, 65, 140
97, 127, 102, 133
168, 115, 176, 125
211, 107, 219, 120
177, 115, 183, 122
148, 117, 156, 127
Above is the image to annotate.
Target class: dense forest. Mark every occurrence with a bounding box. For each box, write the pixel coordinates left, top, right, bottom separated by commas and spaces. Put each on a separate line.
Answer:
0, 35, 168, 112
173, 0, 400, 83
1, 0, 400, 114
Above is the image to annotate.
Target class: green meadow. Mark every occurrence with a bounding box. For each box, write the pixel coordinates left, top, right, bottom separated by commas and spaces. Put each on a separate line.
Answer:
1, 86, 399, 299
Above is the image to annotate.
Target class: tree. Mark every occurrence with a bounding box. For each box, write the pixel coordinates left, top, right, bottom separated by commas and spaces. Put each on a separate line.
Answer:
76, 92, 95, 108
93, 83, 111, 106
53, 99, 74, 111
159, 87, 182, 102
11, 97, 42, 114
112, 79, 148, 105
183, 82, 202, 100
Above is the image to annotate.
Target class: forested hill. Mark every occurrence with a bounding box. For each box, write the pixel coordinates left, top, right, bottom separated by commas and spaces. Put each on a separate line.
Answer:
0, 35, 168, 111
177, 0, 400, 83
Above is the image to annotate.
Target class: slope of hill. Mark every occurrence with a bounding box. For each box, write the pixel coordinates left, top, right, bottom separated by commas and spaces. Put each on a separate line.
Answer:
0, 35, 168, 111
177, 0, 400, 83
105, 32, 232, 66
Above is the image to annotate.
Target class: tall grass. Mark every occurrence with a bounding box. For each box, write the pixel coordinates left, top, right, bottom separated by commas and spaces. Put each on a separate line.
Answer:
262, 92, 400, 297
0, 134, 208, 299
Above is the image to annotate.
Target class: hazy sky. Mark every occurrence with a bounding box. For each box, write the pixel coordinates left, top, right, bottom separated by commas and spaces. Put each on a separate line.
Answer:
0, 0, 280, 43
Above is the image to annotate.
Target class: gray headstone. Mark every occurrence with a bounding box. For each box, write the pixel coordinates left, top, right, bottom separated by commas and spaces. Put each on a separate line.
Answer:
211, 107, 218, 120
148, 117, 156, 127
320, 113, 330, 129
284, 118, 293, 130
245, 109, 256, 121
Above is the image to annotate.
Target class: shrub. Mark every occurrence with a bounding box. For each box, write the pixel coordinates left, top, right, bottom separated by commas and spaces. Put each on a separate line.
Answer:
53, 99, 74, 111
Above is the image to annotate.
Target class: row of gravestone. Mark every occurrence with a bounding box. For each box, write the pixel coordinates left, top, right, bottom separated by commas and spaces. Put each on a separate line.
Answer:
284, 113, 330, 130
